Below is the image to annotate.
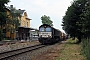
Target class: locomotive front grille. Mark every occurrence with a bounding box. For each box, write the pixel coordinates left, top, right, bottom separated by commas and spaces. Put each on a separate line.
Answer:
39, 32, 52, 38
42, 35, 48, 37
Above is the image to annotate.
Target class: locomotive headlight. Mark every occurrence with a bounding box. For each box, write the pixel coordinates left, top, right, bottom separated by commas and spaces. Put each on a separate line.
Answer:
39, 34, 42, 37
40, 35, 42, 37
48, 35, 52, 38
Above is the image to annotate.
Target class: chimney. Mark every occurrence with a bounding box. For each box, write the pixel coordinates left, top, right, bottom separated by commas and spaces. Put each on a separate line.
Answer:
10, 5, 13, 8
18, 9, 21, 10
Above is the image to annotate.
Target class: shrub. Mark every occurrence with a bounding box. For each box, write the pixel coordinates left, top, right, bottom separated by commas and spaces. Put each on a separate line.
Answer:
81, 38, 90, 60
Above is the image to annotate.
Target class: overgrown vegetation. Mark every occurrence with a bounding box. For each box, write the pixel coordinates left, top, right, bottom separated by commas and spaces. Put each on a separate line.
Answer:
81, 38, 90, 60
56, 38, 85, 60
66, 38, 78, 44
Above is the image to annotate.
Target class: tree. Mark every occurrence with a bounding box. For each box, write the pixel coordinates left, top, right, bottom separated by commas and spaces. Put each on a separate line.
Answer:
0, 0, 10, 28
0, 0, 10, 40
62, 0, 90, 43
62, 5, 77, 38
41, 15, 53, 26
62, 2, 81, 40
6, 5, 21, 33
82, 1, 90, 38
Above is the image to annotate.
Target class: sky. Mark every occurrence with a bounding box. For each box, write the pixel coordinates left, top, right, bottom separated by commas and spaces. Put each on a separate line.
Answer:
7, 0, 73, 33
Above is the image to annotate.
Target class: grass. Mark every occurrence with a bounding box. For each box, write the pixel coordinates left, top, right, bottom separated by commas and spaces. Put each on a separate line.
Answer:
56, 38, 85, 60
66, 38, 78, 44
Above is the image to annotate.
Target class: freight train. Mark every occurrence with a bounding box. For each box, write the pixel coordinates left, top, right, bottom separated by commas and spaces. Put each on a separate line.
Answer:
38, 24, 66, 44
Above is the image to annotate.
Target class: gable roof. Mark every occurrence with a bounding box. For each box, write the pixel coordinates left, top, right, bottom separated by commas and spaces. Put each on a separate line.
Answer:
17, 9, 25, 15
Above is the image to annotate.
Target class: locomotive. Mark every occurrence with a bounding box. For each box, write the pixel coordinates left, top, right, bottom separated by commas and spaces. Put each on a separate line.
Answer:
38, 24, 64, 44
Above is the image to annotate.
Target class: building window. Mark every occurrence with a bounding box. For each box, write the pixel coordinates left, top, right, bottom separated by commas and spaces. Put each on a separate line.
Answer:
26, 22, 28, 27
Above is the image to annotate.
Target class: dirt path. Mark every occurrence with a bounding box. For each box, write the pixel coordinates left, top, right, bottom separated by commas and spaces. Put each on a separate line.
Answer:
31, 40, 85, 60
31, 41, 66, 60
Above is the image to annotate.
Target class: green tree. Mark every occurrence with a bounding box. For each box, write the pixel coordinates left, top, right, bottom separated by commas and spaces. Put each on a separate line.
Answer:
0, 0, 9, 28
81, 2, 90, 59
0, 0, 10, 40
62, 0, 89, 43
6, 5, 21, 33
62, 5, 77, 38
41, 15, 53, 26
81, 1, 90, 38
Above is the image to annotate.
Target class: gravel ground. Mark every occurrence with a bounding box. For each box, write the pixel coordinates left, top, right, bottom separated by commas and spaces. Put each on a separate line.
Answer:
31, 41, 65, 60
0, 40, 40, 53
3, 43, 56, 60
0, 40, 69, 60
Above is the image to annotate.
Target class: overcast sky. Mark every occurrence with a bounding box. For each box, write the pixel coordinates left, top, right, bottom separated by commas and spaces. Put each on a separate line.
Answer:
8, 0, 73, 32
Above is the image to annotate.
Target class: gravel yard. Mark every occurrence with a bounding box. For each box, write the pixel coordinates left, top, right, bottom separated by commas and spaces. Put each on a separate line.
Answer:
2, 41, 56, 60
31, 41, 65, 60
0, 40, 40, 53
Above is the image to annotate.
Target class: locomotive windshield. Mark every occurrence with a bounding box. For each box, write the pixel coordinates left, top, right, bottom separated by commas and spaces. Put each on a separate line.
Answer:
39, 27, 51, 32
39, 27, 44, 32
46, 27, 51, 32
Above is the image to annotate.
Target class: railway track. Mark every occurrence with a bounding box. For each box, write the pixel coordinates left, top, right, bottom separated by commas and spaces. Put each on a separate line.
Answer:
0, 44, 45, 60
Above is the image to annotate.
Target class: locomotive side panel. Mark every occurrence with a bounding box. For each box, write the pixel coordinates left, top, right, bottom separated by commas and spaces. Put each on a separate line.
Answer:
52, 28, 60, 42
53, 28, 60, 36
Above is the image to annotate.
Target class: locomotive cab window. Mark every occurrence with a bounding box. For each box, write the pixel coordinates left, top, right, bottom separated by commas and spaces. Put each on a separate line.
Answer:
39, 27, 51, 32
39, 27, 44, 32
46, 27, 51, 32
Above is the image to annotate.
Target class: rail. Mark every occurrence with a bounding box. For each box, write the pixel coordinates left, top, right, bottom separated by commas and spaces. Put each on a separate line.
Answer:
0, 44, 45, 60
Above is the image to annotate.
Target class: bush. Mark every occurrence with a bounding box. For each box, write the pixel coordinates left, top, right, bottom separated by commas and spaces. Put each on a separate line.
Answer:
81, 38, 90, 60
67, 38, 78, 44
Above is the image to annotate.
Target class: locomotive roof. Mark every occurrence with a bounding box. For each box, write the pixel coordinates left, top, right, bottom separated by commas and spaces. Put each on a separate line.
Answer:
39, 24, 58, 30
39, 24, 53, 28
39, 24, 64, 33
